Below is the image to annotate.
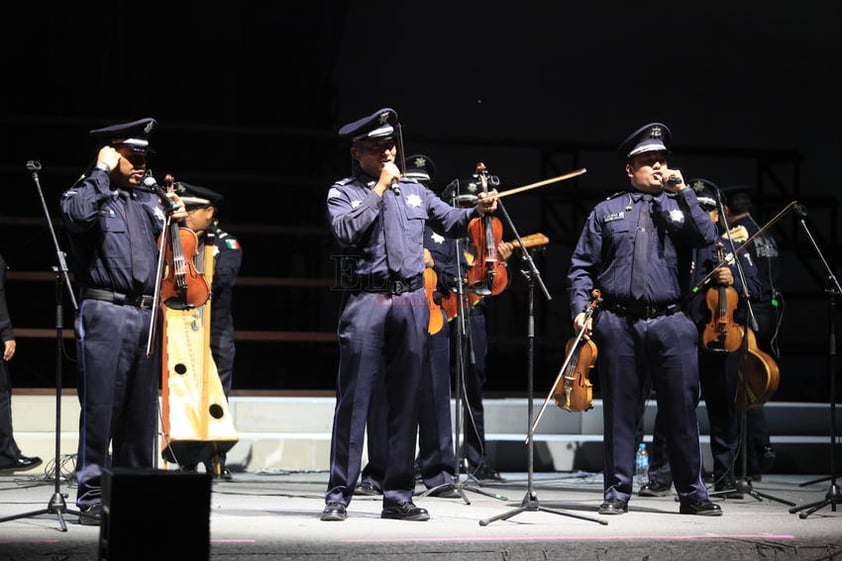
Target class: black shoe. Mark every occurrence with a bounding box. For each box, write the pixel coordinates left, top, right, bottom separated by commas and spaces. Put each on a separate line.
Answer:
598, 500, 628, 515
320, 502, 347, 521
639, 481, 672, 497
79, 504, 102, 526
426, 484, 461, 499
470, 463, 503, 482
713, 481, 744, 499
0, 455, 43, 473
680, 499, 723, 516
381, 501, 430, 521
355, 481, 383, 496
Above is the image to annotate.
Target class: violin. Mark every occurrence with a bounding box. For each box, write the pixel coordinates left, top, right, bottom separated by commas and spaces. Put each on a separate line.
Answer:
551, 290, 601, 412
159, 174, 210, 309
440, 233, 549, 321
424, 267, 444, 335
465, 162, 508, 297
701, 242, 743, 352
737, 328, 780, 408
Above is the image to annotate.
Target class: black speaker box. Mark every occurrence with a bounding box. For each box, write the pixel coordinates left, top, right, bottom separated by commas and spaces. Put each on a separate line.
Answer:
98, 468, 211, 561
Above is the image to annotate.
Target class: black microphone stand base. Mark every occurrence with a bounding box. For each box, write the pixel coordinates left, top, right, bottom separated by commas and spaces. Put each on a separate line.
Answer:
479, 490, 608, 526
732, 477, 796, 506
789, 481, 841, 518
0, 492, 81, 531
421, 471, 510, 505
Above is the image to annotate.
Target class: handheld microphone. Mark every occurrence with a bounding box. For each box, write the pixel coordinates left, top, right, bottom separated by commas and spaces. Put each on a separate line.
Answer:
26, 160, 42, 172
390, 178, 401, 196
141, 174, 178, 211
667, 176, 682, 185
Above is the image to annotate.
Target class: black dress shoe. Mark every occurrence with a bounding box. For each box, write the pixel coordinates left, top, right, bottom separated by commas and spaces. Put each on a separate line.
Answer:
320, 502, 347, 521
680, 499, 723, 516
355, 481, 382, 496
713, 481, 744, 499
426, 484, 461, 499
598, 500, 628, 515
639, 481, 672, 497
79, 504, 102, 526
381, 501, 430, 521
0, 455, 43, 473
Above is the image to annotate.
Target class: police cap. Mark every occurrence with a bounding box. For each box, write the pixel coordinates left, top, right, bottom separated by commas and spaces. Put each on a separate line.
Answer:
688, 178, 721, 211
617, 122, 671, 160
338, 108, 398, 142
176, 182, 224, 208
404, 154, 436, 184
90, 117, 157, 153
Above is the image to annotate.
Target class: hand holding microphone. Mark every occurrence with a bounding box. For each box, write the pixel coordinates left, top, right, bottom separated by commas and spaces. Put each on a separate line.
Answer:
380, 161, 401, 196
661, 168, 685, 192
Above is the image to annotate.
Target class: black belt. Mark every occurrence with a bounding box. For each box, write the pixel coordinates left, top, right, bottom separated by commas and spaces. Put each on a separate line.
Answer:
607, 301, 679, 320
355, 273, 424, 295
82, 288, 155, 309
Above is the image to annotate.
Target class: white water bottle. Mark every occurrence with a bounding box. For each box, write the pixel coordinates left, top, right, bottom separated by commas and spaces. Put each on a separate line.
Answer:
635, 442, 649, 488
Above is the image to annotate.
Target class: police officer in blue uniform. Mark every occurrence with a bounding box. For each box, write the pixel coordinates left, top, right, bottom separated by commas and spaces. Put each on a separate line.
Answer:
60, 118, 188, 525
722, 185, 780, 479
0, 253, 42, 473
567, 123, 722, 516
357, 154, 463, 499
322, 109, 497, 521
179, 182, 243, 479
641, 178, 761, 500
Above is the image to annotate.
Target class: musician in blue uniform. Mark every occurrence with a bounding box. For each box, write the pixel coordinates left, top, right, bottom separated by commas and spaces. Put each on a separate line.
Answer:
358, 154, 463, 499
59, 118, 188, 525
722, 185, 780, 480
0, 252, 42, 474
179, 182, 243, 480
641, 178, 761, 500
567, 122, 722, 516
322, 109, 497, 522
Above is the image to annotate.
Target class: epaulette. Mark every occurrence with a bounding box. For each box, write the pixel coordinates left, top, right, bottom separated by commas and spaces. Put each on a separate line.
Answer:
336, 177, 355, 185
604, 190, 627, 201
403, 177, 420, 184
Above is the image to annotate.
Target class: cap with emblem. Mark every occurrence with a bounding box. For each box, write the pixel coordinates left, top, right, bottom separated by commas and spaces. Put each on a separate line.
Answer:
404, 154, 436, 184
617, 122, 672, 159
338, 108, 398, 142
688, 178, 721, 211
89, 117, 157, 153
175, 182, 223, 209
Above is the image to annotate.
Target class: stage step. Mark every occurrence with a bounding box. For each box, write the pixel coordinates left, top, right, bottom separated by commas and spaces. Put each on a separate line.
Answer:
10, 392, 839, 475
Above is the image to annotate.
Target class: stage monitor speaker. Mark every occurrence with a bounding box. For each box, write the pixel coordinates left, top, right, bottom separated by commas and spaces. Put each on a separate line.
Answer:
98, 468, 211, 561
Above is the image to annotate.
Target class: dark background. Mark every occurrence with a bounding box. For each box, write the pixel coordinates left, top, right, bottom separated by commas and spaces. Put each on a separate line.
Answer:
1, 2, 840, 402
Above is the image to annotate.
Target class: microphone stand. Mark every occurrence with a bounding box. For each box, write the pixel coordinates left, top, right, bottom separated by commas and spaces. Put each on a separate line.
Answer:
788, 205, 842, 518
0, 161, 81, 531
717, 193, 794, 507
423, 188, 508, 504
479, 199, 605, 527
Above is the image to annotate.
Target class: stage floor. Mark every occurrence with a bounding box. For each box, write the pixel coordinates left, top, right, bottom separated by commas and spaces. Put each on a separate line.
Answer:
0, 469, 839, 560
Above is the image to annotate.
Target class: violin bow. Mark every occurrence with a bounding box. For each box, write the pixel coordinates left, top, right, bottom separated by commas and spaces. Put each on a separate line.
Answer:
691, 200, 799, 294
484, 168, 587, 201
